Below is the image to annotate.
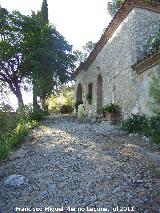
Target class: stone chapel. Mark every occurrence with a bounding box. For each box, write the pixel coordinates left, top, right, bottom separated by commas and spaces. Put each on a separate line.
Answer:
75, 0, 160, 118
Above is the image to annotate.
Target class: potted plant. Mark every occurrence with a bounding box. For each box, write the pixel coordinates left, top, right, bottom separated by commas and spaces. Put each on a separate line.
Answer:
102, 103, 120, 124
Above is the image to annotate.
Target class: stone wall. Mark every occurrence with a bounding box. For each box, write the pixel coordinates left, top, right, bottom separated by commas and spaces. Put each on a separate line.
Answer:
137, 63, 160, 116
75, 7, 160, 118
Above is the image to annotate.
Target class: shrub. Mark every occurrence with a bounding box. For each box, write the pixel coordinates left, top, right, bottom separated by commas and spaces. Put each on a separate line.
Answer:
0, 134, 11, 159
0, 120, 36, 160
29, 109, 46, 121
59, 105, 73, 114
121, 114, 148, 134
0, 112, 17, 134
16, 105, 32, 122
65, 90, 74, 106
149, 114, 160, 144
0, 105, 42, 161
122, 114, 160, 144
47, 87, 74, 113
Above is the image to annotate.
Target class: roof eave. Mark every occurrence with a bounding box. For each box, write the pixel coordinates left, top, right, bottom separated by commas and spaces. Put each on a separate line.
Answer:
132, 51, 160, 74
75, 0, 160, 76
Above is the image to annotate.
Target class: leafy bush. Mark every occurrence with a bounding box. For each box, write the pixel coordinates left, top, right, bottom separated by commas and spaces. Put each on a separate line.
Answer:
65, 90, 74, 106
59, 105, 74, 114
121, 114, 148, 134
122, 114, 160, 144
0, 120, 36, 160
0, 105, 46, 161
148, 114, 160, 144
29, 109, 46, 121
0, 112, 17, 134
47, 86, 74, 113
0, 134, 11, 159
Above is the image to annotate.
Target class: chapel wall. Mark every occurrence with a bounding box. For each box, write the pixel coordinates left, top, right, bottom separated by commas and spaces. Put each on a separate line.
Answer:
75, 7, 160, 118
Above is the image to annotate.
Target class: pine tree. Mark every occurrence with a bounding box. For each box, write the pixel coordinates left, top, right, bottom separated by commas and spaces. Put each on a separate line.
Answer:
32, 0, 75, 111
41, 0, 48, 23
32, 0, 49, 109
40, 0, 49, 111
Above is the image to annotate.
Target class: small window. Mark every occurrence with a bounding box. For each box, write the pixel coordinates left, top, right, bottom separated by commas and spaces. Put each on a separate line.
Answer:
88, 83, 93, 98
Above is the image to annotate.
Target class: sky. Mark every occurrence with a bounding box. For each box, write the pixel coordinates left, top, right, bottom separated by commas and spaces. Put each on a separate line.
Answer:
0, 0, 111, 108
0, 0, 111, 50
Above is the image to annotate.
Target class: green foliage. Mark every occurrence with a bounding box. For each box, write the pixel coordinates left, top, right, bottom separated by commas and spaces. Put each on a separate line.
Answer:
41, 0, 48, 23
0, 7, 28, 105
0, 134, 11, 159
82, 41, 96, 56
147, 74, 160, 143
141, 31, 160, 59
0, 120, 36, 160
102, 103, 119, 113
121, 114, 148, 134
0, 119, 36, 160
107, 0, 124, 17
29, 15, 75, 101
47, 96, 59, 113
29, 109, 46, 121
0, 112, 17, 134
16, 106, 32, 122
0, 5, 75, 107
0, 105, 47, 160
86, 94, 92, 105
149, 114, 160, 144
73, 41, 95, 67
121, 114, 160, 144
25, 14, 75, 100
121, 87, 160, 142
149, 75, 160, 113
73, 50, 85, 66
47, 86, 74, 113
59, 105, 73, 114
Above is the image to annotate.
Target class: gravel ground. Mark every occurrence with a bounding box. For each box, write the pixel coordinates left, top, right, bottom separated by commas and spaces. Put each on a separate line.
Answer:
0, 115, 160, 213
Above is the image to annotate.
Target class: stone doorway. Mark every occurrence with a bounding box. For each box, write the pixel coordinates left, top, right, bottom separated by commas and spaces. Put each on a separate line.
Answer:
97, 74, 102, 114
76, 83, 82, 102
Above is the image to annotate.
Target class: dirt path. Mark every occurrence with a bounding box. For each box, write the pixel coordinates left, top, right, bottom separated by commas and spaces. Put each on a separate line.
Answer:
0, 115, 160, 213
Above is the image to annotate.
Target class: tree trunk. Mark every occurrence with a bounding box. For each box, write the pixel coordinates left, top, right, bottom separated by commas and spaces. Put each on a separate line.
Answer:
41, 91, 48, 113
2, 77, 24, 108
8, 82, 24, 108
16, 90, 24, 107
33, 83, 39, 110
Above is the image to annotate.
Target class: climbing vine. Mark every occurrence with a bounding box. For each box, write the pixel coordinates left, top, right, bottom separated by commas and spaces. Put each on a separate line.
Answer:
141, 30, 160, 60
